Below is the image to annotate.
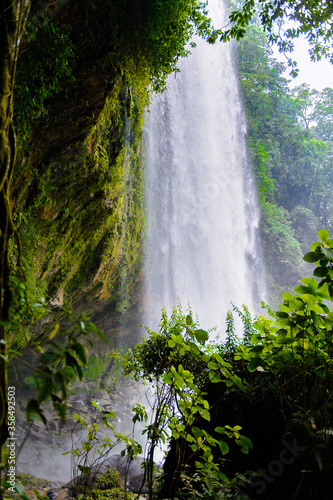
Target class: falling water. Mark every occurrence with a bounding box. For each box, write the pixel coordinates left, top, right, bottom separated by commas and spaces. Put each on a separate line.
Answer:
144, 0, 266, 334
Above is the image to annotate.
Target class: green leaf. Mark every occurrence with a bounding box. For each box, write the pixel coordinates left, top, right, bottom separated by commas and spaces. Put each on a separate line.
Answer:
303, 251, 321, 263
102, 417, 114, 430
309, 304, 325, 314
186, 314, 193, 325
236, 435, 253, 454
294, 285, 311, 295
194, 329, 209, 343
26, 399, 47, 425
289, 298, 306, 311
248, 356, 263, 371
311, 241, 322, 252
313, 267, 328, 278
253, 320, 264, 333
52, 371, 64, 392
276, 328, 287, 336
48, 323, 59, 340
38, 379, 53, 401
192, 426, 204, 439
66, 353, 83, 379
71, 342, 87, 365
219, 440, 229, 455
282, 292, 294, 301
86, 322, 107, 344
302, 294, 316, 305
275, 311, 289, 318
103, 410, 116, 419
277, 337, 296, 345
42, 349, 61, 363
201, 410, 211, 421
319, 303, 329, 313
318, 229, 329, 242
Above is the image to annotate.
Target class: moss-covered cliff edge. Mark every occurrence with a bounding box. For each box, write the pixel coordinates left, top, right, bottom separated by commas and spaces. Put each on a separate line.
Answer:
10, 0, 150, 349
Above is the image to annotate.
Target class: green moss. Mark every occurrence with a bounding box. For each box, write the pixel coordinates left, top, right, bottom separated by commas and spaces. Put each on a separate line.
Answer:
83, 354, 111, 382
86, 488, 130, 500
15, 473, 51, 489
81, 469, 135, 500
9, 0, 155, 348
12, 73, 146, 330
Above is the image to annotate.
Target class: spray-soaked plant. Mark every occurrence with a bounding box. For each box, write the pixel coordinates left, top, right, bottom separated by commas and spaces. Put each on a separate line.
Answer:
124, 305, 252, 499
64, 402, 143, 499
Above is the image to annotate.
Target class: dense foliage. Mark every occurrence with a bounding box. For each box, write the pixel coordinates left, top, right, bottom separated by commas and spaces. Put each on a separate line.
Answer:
124, 306, 252, 499
236, 23, 333, 302
2, 0, 333, 498
223, 0, 333, 76
123, 230, 333, 499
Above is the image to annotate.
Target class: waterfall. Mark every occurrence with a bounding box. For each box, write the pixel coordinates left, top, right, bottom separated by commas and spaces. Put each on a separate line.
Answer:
144, 0, 266, 334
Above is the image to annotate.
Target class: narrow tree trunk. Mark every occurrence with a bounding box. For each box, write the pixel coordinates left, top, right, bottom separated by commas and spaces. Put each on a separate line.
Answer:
0, 0, 29, 494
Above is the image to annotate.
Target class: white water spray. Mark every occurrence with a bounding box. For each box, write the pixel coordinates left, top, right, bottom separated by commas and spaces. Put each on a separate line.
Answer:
144, 0, 266, 334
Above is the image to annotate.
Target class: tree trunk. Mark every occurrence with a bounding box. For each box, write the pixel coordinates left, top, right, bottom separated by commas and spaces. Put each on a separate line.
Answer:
0, 0, 29, 492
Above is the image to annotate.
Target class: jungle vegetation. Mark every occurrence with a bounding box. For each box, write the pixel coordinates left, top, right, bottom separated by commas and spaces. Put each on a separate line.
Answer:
122, 229, 333, 499
1, 0, 333, 499
236, 22, 333, 302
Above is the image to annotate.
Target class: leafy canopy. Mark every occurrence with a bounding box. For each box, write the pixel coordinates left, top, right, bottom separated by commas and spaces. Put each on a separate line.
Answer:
221, 0, 333, 76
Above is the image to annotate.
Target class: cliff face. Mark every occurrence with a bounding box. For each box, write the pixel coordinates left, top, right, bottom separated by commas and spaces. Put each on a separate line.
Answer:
11, 0, 148, 348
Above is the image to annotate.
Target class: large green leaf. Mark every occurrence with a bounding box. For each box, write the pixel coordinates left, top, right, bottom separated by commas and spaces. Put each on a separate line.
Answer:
301, 294, 316, 305
282, 292, 294, 301
194, 329, 209, 343
313, 266, 328, 277
294, 285, 311, 295
318, 229, 330, 242
303, 251, 321, 263
289, 298, 306, 311
275, 311, 289, 318
309, 304, 325, 314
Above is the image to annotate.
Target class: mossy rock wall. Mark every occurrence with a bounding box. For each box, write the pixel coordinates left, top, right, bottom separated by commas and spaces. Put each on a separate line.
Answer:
10, 0, 149, 349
